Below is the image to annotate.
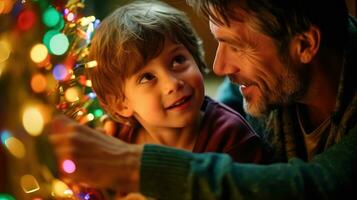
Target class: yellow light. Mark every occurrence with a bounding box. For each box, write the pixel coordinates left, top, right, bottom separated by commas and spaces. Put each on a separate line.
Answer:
77, 110, 84, 116
5, 137, 26, 159
0, 40, 11, 62
85, 60, 97, 68
79, 16, 95, 26
85, 80, 92, 87
52, 179, 72, 198
23, 107, 44, 136
30, 44, 48, 64
64, 87, 80, 102
20, 174, 40, 193
87, 113, 94, 121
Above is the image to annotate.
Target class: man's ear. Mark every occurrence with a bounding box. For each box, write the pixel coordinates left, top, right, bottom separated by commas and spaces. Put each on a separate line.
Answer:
292, 25, 321, 64
113, 100, 134, 118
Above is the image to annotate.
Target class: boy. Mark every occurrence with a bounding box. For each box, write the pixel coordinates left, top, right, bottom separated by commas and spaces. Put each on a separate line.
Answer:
88, 0, 268, 163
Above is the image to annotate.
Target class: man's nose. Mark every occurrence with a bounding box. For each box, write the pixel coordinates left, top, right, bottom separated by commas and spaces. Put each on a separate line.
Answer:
213, 44, 240, 76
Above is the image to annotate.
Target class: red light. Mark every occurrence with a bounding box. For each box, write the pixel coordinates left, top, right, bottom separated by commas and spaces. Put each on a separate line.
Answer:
17, 10, 37, 31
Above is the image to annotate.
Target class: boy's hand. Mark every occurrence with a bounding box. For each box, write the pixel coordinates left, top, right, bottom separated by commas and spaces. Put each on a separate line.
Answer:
47, 115, 143, 194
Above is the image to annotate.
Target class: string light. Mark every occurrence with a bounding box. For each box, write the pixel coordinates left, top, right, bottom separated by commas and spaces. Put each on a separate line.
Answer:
0, 40, 11, 63
62, 159, 76, 174
2, 0, 107, 198
20, 175, 40, 193
22, 106, 44, 136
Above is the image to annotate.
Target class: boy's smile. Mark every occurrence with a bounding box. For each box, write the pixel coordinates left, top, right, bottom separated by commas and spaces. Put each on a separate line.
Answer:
119, 38, 205, 130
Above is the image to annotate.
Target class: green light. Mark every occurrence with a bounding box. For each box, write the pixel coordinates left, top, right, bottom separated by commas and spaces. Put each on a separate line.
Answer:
43, 29, 59, 51
53, 17, 65, 30
0, 193, 16, 200
49, 33, 69, 55
42, 6, 61, 27
94, 109, 104, 118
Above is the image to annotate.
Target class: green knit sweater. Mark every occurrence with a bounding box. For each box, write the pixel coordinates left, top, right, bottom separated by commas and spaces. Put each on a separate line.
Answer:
141, 125, 357, 199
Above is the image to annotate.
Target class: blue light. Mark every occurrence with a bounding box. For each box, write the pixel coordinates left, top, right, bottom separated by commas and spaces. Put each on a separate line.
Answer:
88, 92, 96, 99
0, 130, 11, 145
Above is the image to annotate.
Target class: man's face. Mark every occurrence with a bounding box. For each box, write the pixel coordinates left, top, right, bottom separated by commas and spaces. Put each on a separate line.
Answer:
209, 12, 305, 117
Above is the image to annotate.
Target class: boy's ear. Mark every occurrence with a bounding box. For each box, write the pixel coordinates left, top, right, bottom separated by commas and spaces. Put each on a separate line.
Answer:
114, 100, 134, 118
292, 25, 321, 64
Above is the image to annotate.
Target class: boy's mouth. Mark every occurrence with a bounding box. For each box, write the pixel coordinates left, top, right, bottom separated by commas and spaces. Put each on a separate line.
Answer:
166, 95, 192, 110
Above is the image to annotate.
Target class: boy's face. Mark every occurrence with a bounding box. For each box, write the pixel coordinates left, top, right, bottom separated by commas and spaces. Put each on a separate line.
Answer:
119, 39, 205, 129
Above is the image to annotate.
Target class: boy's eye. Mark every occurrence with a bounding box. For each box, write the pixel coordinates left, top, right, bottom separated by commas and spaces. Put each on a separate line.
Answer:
138, 73, 156, 84
172, 55, 187, 69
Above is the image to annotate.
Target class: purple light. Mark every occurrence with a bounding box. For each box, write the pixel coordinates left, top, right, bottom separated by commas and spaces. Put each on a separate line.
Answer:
62, 159, 76, 174
84, 193, 90, 200
53, 64, 68, 81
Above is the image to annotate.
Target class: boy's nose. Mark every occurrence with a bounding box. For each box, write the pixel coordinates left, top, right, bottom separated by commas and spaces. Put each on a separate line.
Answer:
163, 73, 184, 95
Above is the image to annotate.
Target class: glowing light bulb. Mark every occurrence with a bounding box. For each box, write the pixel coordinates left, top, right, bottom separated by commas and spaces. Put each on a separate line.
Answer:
31, 74, 47, 93
49, 33, 69, 55
30, 44, 48, 64
62, 159, 76, 174
65, 87, 80, 102
52, 179, 72, 198
4, 136, 26, 159
22, 107, 44, 136
20, 175, 40, 193
0, 40, 11, 63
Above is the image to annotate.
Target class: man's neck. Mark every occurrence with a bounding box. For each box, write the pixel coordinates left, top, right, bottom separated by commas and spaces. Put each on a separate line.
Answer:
298, 54, 342, 130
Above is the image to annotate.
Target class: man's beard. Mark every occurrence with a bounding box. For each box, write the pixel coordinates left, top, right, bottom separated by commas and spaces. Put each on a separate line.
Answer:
243, 61, 308, 118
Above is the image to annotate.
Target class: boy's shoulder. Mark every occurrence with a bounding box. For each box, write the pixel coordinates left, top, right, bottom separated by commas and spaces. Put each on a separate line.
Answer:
201, 96, 256, 135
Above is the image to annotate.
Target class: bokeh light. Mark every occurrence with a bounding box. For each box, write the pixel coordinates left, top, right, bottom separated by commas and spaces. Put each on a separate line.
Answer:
52, 179, 72, 198
52, 64, 68, 81
62, 159, 76, 174
65, 87, 80, 102
20, 175, 40, 193
30, 44, 48, 64
4, 136, 26, 159
42, 6, 61, 27
88, 92, 96, 99
0, 40, 11, 63
49, 33, 69, 55
17, 9, 37, 31
66, 12, 75, 22
0, 130, 11, 145
94, 109, 104, 118
43, 29, 59, 51
85, 80, 92, 87
87, 113, 95, 121
31, 73, 47, 93
22, 107, 44, 136
0, 193, 16, 200
85, 60, 97, 68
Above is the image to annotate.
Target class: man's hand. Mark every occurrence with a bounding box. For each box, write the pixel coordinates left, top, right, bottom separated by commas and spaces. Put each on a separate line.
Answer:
47, 115, 143, 194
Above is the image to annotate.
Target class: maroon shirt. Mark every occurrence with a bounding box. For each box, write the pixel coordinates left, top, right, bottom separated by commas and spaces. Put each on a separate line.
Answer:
118, 96, 266, 163
193, 96, 265, 163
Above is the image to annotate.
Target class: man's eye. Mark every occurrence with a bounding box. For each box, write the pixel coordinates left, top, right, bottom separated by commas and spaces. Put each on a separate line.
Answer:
139, 73, 156, 84
172, 55, 187, 69
230, 45, 240, 52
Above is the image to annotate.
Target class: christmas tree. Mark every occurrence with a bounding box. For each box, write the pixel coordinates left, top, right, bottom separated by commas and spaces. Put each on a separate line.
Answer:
0, 0, 107, 199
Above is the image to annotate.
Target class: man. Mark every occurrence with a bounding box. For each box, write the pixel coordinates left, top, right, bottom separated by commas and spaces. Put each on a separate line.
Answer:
49, 0, 357, 199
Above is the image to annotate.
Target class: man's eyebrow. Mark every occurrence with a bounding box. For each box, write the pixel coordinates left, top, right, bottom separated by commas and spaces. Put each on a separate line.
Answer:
216, 36, 243, 46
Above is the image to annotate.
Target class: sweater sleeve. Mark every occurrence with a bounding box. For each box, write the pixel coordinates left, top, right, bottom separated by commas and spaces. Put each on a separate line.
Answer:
140, 125, 357, 200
